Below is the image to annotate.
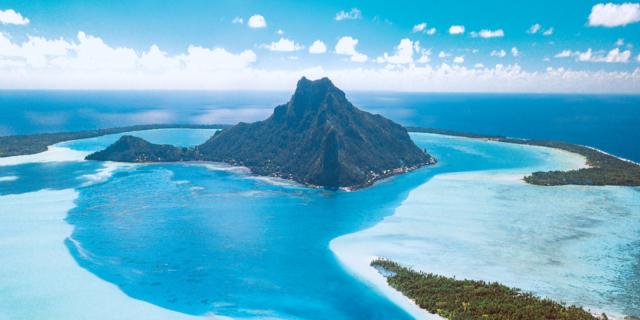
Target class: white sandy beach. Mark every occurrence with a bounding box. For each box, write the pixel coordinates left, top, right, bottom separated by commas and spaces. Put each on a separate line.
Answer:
331, 137, 638, 320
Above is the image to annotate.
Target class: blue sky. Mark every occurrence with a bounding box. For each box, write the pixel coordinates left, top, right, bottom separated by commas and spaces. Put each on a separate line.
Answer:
1, 1, 639, 92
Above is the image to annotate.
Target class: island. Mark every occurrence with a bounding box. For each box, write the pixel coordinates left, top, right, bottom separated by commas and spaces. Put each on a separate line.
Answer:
86, 77, 436, 190
371, 259, 607, 320
2, 93, 639, 187
0, 124, 230, 158
408, 128, 640, 187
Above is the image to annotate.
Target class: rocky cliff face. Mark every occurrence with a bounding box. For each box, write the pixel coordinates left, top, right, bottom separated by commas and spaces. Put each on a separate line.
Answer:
87, 77, 436, 189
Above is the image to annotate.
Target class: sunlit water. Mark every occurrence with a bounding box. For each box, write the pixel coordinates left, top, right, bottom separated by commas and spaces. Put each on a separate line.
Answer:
0, 129, 638, 319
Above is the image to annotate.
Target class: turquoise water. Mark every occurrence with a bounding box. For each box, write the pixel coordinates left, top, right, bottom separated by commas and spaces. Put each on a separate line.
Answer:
1, 91, 639, 162
0, 129, 639, 319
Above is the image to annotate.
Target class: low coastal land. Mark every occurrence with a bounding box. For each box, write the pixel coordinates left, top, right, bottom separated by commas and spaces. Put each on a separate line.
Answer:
0, 124, 229, 158
371, 259, 606, 320
3, 124, 638, 187
407, 127, 640, 186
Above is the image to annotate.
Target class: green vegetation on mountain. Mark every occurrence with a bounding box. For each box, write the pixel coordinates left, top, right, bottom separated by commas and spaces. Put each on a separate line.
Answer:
371, 259, 605, 320
408, 127, 640, 186
86, 77, 435, 189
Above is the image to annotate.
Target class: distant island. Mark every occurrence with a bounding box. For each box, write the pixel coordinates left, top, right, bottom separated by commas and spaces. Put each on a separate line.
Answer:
86, 77, 436, 190
371, 259, 607, 320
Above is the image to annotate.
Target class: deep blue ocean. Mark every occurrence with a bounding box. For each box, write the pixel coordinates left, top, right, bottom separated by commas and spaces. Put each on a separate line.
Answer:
1, 91, 638, 162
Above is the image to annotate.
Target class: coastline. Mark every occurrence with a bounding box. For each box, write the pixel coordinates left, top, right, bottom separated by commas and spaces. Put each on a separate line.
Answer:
330, 135, 639, 319
1, 126, 639, 319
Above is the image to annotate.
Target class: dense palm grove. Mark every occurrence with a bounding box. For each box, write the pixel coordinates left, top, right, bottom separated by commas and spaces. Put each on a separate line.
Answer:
371, 259, 605, 320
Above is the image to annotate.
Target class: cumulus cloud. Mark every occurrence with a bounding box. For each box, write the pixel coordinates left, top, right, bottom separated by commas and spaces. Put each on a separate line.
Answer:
511, 47, 519, 57
335, 8, 361, 21
588, 3, 640, 27
0, 30, 639, 93
555, 50, 573, 58
491, 49, 507, 58
556, 47, 632, 63
376, 38, 417, 64
528, 23, 542, 34
616, 38, 625, 46
412, 23, 427, 33
438, 51, 450, 59
232, 17, 243, 24
426, 28, 437, 35
449, 25, 465, 35
308, 40, 327, 54
598, 48, 632, 62
453, 56, 464, 64
0, 31, 258, 88
471, 29, 504, 38
248, 14, 266, 28
261, 38, 303, 52
335, 36, 367, 62
528, 23, 554, 36
0, 9, 29, 25
276, 29, 284, 35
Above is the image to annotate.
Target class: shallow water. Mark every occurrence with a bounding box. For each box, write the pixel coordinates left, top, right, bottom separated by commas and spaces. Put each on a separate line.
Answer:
0, 129, 638, 319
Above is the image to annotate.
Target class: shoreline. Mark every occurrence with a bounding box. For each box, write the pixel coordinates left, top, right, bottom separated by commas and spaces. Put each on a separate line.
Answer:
2, 125, 638, 319
330, 137, 638, 319
4, 123, 636, 188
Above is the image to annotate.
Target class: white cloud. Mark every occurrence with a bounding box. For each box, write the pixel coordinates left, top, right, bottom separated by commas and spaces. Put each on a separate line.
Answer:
490, 49, 507, 58
335, 8, 361, 21
528, 23, 541, 34
453, 56, 464, 64
0, 9, 29, 25
588, 3, 640, 27
308, 40, 327, 54
426, 28, 437, 35
248, 14, 267, 28
637, 54, 640, 62
376, 38, 416, 64
335, 36, 367, 62
261, 38, 303, 52
474, 63, 484, 69
417, 49, 431, 63
577, 49, 593, 62
511, 47, 519, 57
276, 29, 284, 35
554, 50, 573, 58
232, 17, 243, 24
616, 38, 625, 46
438, 51, 450, 59
562, 47, 632, 63
600, 48, 632, 62
471, 29, 504, 38
412, 23, 427, 33
1, 30, 639, 93
529, 23, 554, 36
449, 25, 465, 35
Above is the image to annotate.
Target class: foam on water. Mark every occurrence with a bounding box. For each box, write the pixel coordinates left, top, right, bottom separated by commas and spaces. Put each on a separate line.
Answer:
0, 175, 18, 182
